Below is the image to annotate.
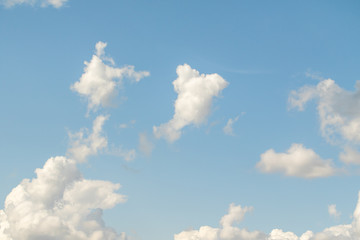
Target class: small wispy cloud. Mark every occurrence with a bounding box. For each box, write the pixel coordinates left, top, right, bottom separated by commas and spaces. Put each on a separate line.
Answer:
138, 132, 154, 156
328, 204, 341, 218
108, 145, 136, 162
223, 116, 240, 136
67, 115, 109, 163
1, 0, 68, 8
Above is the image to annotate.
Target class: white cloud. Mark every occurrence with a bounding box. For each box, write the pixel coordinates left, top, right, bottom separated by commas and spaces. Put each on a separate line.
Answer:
328, 204, 341, 218
223, 116, 240, 136
256, 143, 337, 178
67, 115, 108, 163
289, 79, 360, 144
71, 41, 149, 113
153, 64, 228, 142
339, 147, 360, 165
174, 191, 360, 240
0, 156, 127, 240
1, 0, 67, 8
174, 203, 265, 240
138, 132, 154, 156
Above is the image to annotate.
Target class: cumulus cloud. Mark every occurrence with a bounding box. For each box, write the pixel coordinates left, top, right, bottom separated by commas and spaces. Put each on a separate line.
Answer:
1, 0, 67, 8
223, 116, 240, 136
328, 204, 341, 218
289, 79, 360, 144
174, 192, 360, 240
174, 203, 265, 240
153, 64, 228, 142
256, 143, 337, 178
0, 156, 127, 240
71, 41, 149, 113
67, 115, 109, 163
138, 132, 154, 156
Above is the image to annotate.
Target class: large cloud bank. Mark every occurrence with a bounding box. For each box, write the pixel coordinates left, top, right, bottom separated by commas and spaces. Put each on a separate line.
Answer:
175, 192, 360, 240
0, 156, 127, 240
1, 0, 67, 8
154, 64, 228, 142
71, 41, 149, 113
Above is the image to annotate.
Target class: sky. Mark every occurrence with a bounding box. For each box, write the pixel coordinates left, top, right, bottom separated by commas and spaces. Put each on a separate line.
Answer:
1, 0, 360, 239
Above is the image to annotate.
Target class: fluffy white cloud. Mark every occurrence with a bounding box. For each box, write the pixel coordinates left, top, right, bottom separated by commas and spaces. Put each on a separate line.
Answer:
174, 203, 265, 240
223, 116, 239, 136
174, 192, 360, 240
328, 204, 341, 218
0, 156, 127, 240
256, 143, 337, 178
71, 41, 149, 113
1, 0, 67, 8
154, 64, 228, 142
67, 115, 109, 163
289, 79, 360, 144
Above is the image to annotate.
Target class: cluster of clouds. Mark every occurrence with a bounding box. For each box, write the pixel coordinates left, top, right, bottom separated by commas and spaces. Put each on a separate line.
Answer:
257, 77, 360, 178
0, 41, 148, 239
175, 192, 360, 240
1, 0, 67, 8
0, 40, 234, 239
2, 3, 360, 234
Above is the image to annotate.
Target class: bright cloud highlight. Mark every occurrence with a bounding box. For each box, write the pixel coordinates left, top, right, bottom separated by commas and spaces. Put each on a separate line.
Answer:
71, 41, 149, 113
0, 156, 127, 240
257, 143, 337, 178
175, 192, 360, 239
154, 64, 228, 142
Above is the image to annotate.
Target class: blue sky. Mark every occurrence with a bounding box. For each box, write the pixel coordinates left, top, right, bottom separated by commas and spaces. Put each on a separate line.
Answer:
1, 1, 360, 239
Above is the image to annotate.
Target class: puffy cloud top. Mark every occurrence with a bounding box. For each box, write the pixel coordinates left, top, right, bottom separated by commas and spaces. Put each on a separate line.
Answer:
174, 192, 360, 240
0, 156, 126, 240
154, 64, 228, 142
